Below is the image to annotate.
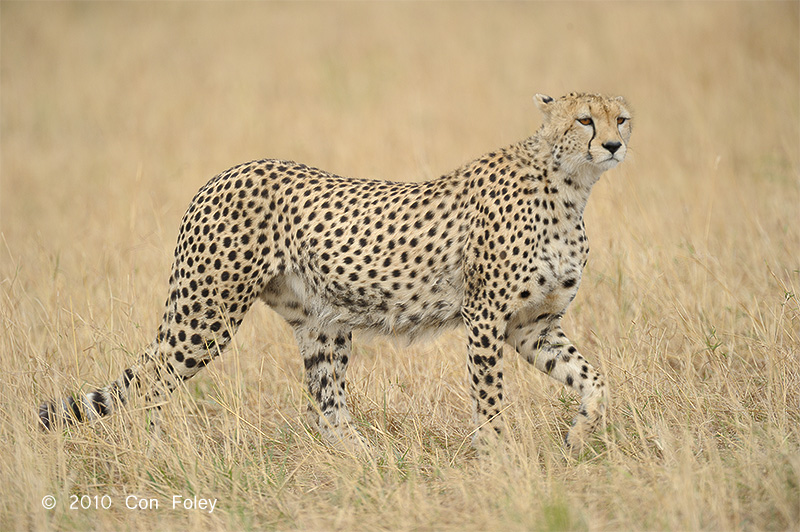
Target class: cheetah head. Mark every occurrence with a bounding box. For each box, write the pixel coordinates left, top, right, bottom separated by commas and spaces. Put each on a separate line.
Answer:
534, 92, 632, 178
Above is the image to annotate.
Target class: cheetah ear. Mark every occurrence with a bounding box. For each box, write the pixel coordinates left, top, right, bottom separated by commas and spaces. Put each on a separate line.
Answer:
534, 94, 554, 115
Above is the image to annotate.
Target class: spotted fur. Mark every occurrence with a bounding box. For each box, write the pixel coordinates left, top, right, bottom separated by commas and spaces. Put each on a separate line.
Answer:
39, 93, 633, 452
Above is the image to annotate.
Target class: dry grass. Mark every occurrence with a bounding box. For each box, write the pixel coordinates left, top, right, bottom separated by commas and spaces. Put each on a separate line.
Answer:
1, 2, 798, 531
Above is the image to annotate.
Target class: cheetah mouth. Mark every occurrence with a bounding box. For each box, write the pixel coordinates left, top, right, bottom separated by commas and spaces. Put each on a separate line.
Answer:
600, 155, 622, 166
585, 153, 622, 166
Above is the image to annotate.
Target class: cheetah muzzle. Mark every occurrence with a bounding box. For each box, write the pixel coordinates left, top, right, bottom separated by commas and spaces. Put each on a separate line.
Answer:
39, 93, 633, 455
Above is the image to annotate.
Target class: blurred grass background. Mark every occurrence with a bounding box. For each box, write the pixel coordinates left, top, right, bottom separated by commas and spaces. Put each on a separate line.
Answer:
1, 2, 798, 530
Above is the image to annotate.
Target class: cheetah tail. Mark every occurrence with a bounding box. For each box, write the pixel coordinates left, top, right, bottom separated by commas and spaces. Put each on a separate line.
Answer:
38, 367, 138, 431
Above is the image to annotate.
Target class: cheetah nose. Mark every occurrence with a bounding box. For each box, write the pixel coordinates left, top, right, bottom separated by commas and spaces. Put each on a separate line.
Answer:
602, 141, 622, 154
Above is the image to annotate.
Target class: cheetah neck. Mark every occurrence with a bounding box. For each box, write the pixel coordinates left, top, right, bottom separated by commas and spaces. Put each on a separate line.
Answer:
515, 138, 600, 221
546, 163, 599, 220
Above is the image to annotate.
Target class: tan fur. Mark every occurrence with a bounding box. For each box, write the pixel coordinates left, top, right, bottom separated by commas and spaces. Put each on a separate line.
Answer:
40, 93, 633, 454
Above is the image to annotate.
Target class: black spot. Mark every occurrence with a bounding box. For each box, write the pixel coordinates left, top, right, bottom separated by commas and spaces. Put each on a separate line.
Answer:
90, 392, 110, 417
66, 396, 83, 422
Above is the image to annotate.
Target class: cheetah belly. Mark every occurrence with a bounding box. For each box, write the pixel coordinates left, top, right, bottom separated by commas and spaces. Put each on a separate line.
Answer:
267, 267, 465, 343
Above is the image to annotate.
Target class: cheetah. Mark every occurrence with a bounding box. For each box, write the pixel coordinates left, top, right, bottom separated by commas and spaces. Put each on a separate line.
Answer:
39, 92, 632, 453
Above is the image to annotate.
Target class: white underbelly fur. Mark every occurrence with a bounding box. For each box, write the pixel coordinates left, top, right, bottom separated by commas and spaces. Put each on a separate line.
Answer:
268, 268, 465, 343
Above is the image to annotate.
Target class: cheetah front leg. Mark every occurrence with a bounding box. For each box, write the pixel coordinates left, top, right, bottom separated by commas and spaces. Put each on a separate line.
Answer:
462, 304, 507, 448
507, 317, 608, 453
293, 325, 367, 450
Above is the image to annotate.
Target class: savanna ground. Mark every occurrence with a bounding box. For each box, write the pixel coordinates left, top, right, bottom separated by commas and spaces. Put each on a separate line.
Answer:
1, 2, 798, 531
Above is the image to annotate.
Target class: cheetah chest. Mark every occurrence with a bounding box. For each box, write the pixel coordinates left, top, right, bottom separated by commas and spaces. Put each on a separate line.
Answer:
531, 243, 586, 312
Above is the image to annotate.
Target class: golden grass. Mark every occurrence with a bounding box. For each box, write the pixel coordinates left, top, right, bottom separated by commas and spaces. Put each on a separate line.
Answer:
1, 2, 798, 530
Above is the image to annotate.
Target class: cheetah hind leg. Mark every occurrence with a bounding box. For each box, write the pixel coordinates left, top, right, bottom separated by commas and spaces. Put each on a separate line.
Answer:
293, 326, 370, 454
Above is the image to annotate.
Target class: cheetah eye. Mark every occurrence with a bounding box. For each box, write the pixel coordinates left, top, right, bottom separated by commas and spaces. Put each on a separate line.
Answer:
577, 117, 593, 126
617, 116, 628, 125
